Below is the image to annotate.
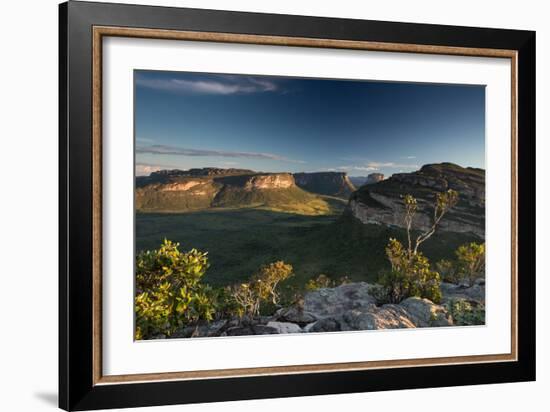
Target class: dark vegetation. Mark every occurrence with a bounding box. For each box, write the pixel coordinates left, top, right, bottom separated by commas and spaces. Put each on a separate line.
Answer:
134, 239, 299, 339
136, 208, 479, 289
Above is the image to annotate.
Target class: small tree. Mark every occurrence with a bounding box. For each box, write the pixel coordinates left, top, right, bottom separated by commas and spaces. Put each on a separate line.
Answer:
230, 283, 258, 319
230, 261, 294, 318
404, 190, 459, 256
381, 238, 442, 303
135, 239, 216, 339
374, 190, 459, 304
456, 242, 485, 286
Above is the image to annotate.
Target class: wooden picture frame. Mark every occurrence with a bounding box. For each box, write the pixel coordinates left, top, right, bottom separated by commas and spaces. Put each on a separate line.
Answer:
59, 1, 535, 410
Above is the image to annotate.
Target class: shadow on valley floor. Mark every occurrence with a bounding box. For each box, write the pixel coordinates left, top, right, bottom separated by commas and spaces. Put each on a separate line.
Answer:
136, 208, 479, 289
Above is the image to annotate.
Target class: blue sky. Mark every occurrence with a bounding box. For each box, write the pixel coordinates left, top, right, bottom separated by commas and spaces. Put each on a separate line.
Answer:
135, 70, 485, 177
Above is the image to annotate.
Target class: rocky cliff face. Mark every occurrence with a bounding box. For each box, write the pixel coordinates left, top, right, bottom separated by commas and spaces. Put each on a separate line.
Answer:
293, 172, 356, 198
244, 173, 294, 190
365, 173, 385, 185
136, 168, 331, 215
347, 163, 485, 238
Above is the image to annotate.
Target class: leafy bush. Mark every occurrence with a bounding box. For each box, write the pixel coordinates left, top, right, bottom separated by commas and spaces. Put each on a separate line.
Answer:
434, 242, 485, 286
212, 286, 242, 319
305, 274, 333, 290
135, 239, 217, 340
446, 298, 485, 326
230, 261, 293, 318
377, 238, 442, 304
456, 242, 485, 286
436, 259, 460, 284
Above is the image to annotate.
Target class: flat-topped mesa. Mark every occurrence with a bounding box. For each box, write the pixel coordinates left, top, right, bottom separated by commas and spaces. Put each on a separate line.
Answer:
293, 171, 356, 198
347, 163, 485, 238
136, 168, 331, 215
138, 170, 297, 195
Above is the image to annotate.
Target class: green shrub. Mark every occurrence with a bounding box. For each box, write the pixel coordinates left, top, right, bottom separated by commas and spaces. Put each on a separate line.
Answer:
135, 239, 217, 340
230, 261, 293, 318
456, 242, 485, 286
376, 238, 442, 304
212, 286, 242, 319
436, 259, 460, 284
305, 274, 333, 291
446, 298, 485, 326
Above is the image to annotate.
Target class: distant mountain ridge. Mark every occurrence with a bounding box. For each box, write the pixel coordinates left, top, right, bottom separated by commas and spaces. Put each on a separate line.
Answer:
293, 172, 356, 198
136, 164, 485, 237
346, 163, 485, 238
348, 173, 385, 188
148, 167, 255, 179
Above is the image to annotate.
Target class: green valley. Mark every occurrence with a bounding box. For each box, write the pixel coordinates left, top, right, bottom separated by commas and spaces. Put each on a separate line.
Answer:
136, 209, 478, 290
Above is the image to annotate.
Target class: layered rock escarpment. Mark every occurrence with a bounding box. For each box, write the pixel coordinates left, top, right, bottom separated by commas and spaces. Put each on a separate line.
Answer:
136, 168, 330, 215
293, 172, 356, 198
347, 163, 485, 238
243, 173, 294, 190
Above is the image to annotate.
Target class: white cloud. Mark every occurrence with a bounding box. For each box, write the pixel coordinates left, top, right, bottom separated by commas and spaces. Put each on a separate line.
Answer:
337, 165, 378, 172
366, 161, 419, 169
335, 161, 419, 173
136, 144, 303, 163
136, 75, 279, 95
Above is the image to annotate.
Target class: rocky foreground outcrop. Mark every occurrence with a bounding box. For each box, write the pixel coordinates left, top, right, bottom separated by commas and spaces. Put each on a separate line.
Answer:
347, 163, 485, 238
171, 281, 485, 338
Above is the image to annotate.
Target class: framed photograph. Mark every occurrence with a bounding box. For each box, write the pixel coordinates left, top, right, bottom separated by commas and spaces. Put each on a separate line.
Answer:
59, 1, 536, 410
